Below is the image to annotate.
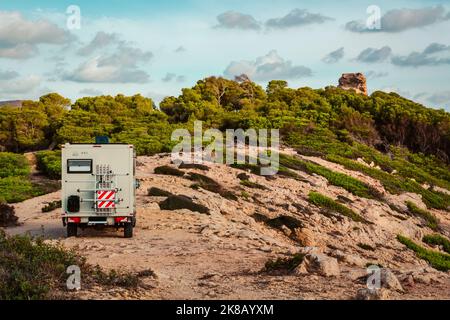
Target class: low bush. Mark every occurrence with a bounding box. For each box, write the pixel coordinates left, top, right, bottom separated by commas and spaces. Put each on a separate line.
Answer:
158, 195, 210, 214
153, 165, 185, 177
147, 187, 173, 197
36, 150, 61, 179
240, 179, 268, 190
357, 243, 375, 251
326, 154, 450, 210
280, 154, 381, 200
406, 201, 439, 231
0, 152, 30, 178
0, 177, 44, 203
262, 253, 305, 273
397, 235, 450, 272
0, 231, 155, 299
187, 172, 237, 200
308, 192, 370, 223
42, 200, 62, 213
0, 203, 19, 227
178, 163, 210, 171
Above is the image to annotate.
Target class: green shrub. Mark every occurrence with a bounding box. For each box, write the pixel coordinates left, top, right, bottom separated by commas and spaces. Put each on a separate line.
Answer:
308, 192, 370, 223
178, 163, 210, 171
0, 153, 30, 178
0, 177, 44, 203
0, 231, 154, 299
158, 194, 210, 214
36, 150, 61, 179
153, 165, 185, 177
397, 235, 450, 272
357, 243, 375, 251
263, 253, 305, 273
42, 200, 62, 213
187, 172, 237, 200
326, 155, 450, 210
0, 203, 19, 227
422, 234, 450, 254
240, 179, 268, 190
147, 187, 173, 197
406, 201, 439, 230
0, 230, 82, 299
280, 154, 381, 200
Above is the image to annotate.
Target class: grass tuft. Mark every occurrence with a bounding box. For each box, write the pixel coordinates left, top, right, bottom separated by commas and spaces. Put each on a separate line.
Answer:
308, 192, 370, 224
397, 235, 450, 272
406, 201, 439, 231
422, 234, 450, 254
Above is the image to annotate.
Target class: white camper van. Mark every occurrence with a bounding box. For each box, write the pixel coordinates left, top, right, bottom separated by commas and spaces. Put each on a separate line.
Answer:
61, 140, 138, 238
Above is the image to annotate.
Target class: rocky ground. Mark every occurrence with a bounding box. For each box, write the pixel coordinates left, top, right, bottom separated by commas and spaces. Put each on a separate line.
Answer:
5, 150, 450, 300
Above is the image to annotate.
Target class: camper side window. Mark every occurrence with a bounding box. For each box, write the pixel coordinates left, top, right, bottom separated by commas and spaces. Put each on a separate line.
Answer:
67, 159, 92, 173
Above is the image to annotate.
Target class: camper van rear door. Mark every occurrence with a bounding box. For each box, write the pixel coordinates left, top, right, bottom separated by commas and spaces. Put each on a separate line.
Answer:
68, 159, 93, 173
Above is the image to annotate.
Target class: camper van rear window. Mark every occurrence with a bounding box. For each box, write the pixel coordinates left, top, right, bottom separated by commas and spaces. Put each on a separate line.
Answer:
67, 159, 92, 173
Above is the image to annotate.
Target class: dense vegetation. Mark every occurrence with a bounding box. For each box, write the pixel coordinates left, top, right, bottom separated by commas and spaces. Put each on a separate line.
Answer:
0, 230, 153, 299
36, 151, 61, 179
0, 153, 44, 203
0, 76, 449, 208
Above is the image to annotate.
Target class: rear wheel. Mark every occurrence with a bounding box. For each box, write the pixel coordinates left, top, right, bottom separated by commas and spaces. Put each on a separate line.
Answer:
124, 223, 133, 238
67, 223, 78, 237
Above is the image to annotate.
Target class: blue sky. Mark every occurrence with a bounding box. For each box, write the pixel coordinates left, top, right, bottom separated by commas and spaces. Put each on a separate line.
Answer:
0, 0, 450, 110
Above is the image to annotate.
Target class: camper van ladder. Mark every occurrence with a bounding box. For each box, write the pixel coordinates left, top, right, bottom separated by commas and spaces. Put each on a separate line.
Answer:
95, 164, 116, 214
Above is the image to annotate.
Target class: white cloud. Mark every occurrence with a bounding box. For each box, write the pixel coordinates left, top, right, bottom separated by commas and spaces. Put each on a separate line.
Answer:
356, 46, 392, 63
64, 44, 153, 83
266, 9, 333, 29
0, 69, 19, 80
215, 11, 261, 30
322, 47, 344, 64
0, 11, 73, 59
77, 32, 119, 56
391, 43, 450, 67
346, 6, 450, 33
0, 74, 41, 96
224, 50, 312, 81
427, 91, 450, 107
79, 88, 103, 96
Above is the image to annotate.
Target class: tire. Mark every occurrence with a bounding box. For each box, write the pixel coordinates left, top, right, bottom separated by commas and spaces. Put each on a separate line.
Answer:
67, 223, 78, 237
124, 223, 133, 238
132, 216, 137, 227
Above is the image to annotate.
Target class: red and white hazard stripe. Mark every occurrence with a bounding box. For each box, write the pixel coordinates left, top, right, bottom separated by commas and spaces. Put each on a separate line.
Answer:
96, 190, 116, 208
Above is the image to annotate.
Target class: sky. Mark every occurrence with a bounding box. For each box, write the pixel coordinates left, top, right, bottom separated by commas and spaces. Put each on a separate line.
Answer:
0, 0, 450, 110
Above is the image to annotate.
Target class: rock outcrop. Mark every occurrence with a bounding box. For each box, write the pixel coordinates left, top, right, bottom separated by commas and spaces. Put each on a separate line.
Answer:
338, 73, 368, 95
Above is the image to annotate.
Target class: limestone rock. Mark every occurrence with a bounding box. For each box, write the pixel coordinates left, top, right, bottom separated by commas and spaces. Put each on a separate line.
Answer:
338, 73, 368, 95
356, 288, 390, 300
380, 269, 404, 292
293, 227, 316, 247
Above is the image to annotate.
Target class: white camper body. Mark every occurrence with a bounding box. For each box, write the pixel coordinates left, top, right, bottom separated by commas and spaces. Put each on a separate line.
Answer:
61, 143, 137, 238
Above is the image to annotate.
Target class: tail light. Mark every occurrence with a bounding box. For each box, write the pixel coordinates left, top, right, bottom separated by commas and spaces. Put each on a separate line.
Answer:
115, 217, 128, 223
68, 217, 81, 224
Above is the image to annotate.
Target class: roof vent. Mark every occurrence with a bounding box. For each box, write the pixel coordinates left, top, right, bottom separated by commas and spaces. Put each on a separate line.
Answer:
95, 136, 109, 144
